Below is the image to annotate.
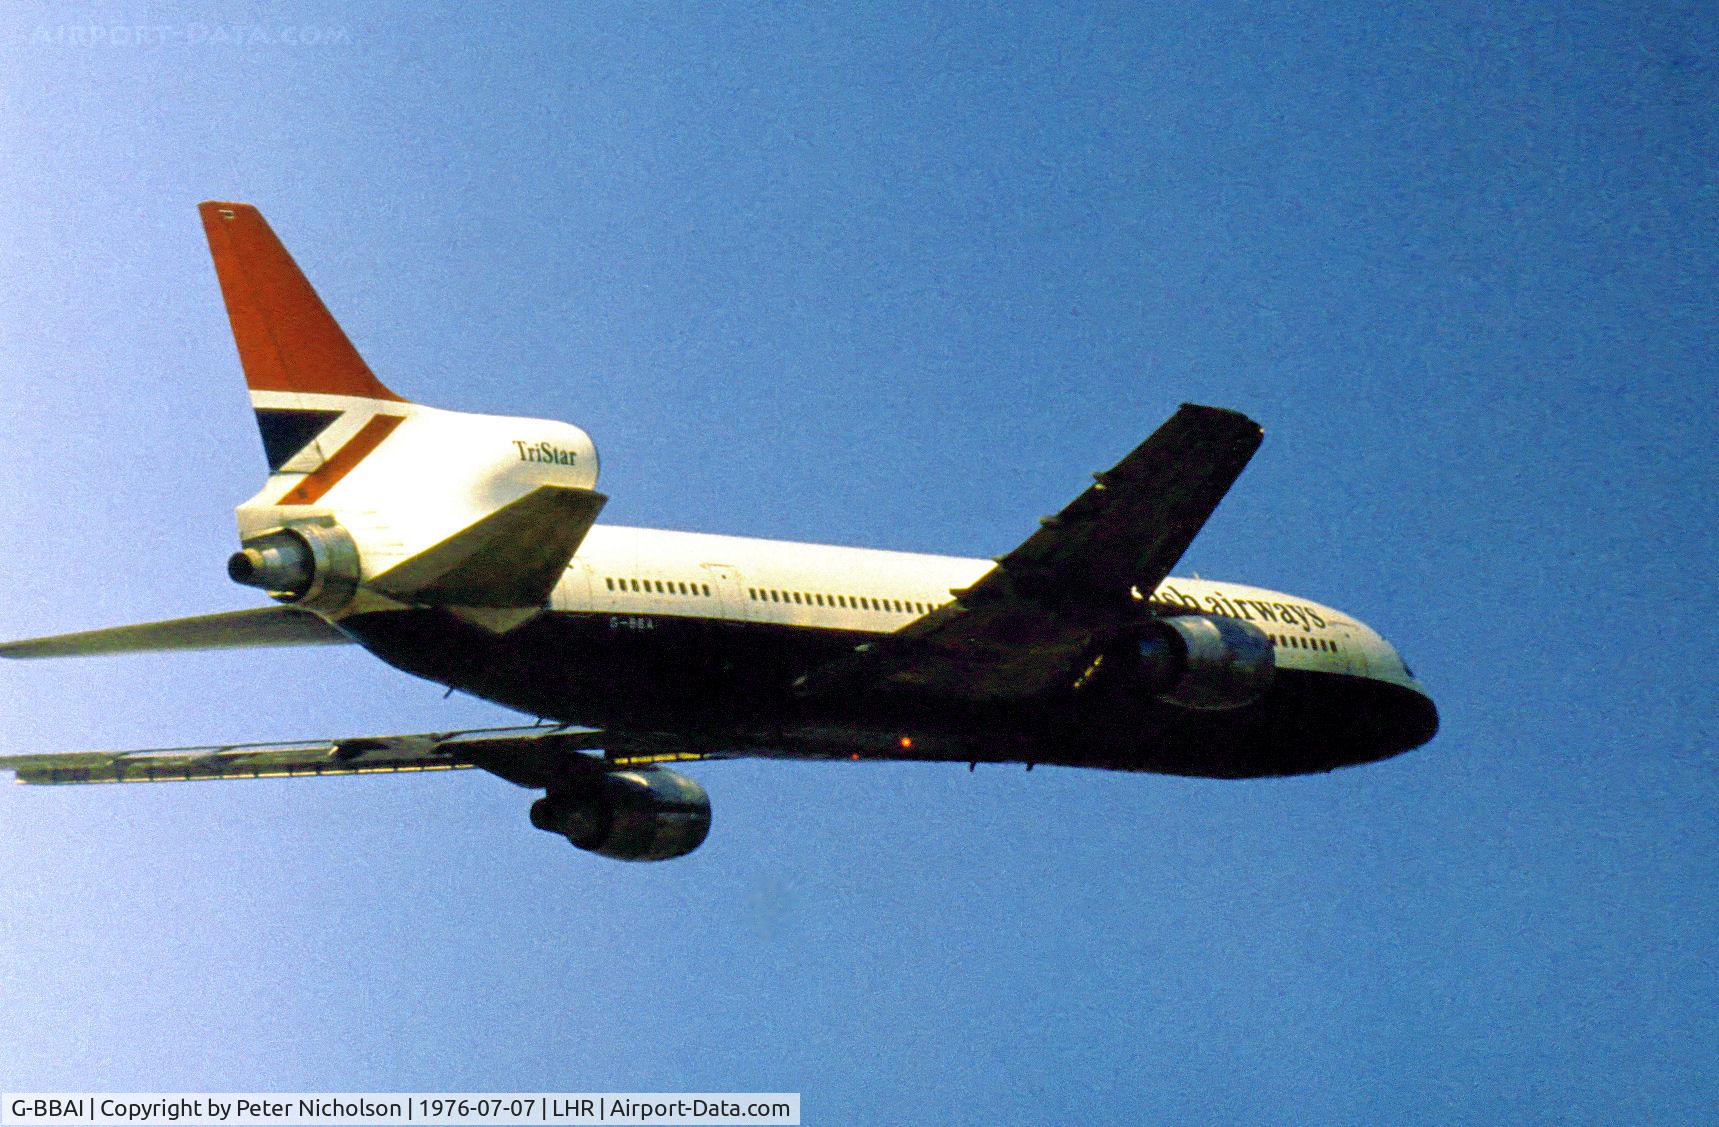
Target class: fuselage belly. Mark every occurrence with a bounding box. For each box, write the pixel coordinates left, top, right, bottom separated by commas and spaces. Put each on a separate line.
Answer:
343, 597, 1438, 781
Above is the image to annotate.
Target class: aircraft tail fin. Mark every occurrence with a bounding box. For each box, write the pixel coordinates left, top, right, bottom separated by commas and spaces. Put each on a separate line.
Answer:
199, 201, 411, 475
198, 202, 601, 627
199, 201, 403, 403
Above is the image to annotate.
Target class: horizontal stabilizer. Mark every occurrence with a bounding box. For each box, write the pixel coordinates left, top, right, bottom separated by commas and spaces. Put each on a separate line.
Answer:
370, 485, 607, 609
0, 606, 350, 660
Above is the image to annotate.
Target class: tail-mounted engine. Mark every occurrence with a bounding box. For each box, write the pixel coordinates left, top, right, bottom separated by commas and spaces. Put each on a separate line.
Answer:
1101, 614, 1276, 711
211, 201, 605, 626
227, 522, 360, 614
225, 411, 605, 625
530, 765, 712, 862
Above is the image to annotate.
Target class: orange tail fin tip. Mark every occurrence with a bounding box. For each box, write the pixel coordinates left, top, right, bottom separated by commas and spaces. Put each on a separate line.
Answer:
198, 201, 405, 402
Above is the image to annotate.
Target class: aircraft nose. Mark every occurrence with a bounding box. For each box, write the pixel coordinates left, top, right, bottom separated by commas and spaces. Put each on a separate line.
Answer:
1400, 687, 1440, 751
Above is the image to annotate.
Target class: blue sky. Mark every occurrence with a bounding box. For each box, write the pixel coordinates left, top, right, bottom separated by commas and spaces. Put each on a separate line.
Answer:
0, 2, 1713, 1123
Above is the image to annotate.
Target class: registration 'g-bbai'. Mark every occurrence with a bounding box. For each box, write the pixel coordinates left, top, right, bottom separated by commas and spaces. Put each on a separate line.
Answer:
0, 204, 1438, 862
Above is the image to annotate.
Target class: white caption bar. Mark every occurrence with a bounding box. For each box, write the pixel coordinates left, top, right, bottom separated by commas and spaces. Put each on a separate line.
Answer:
2, 1095, 799, 1127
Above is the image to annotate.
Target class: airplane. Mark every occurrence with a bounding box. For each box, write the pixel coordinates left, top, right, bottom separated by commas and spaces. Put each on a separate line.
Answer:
0, 202, 1438, 862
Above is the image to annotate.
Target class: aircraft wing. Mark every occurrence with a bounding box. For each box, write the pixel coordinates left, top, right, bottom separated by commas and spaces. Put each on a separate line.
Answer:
794, 404, 1263, 702
0, 725, 712, 788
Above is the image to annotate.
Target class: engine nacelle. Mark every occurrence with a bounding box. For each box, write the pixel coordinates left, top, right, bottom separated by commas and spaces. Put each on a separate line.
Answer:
227, 522, 360, 614
530, 766, 712, 862
1129, 614, 1276, 711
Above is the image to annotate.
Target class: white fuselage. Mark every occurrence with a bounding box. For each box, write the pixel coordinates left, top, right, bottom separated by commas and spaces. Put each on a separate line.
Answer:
534, 524, 1424, 695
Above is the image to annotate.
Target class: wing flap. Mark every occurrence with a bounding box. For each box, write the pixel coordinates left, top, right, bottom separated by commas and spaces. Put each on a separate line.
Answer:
0, 737, 470, 785
0, 606, 350, 660
0, 725, 706, 787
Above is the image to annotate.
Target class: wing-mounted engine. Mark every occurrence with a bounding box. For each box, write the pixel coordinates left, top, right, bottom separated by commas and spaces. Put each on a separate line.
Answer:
530, 766, 713, 862
1088, 614, 1275, 711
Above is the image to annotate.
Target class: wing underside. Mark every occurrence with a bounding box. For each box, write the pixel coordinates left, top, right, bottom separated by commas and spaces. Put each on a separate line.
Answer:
0, 726, 715, 787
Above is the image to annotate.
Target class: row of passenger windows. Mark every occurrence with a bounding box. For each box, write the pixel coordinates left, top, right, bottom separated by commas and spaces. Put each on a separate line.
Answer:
1271, 633, 1336, 652
601, 575, 938, 616
749, 588, 938, 615
599, 579, 1334, 646
604, 576, 713, 597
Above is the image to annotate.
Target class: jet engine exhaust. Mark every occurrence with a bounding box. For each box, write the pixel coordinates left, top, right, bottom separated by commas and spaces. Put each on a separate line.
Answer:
228, 533, 314, 594
226, 524, 360, 612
